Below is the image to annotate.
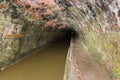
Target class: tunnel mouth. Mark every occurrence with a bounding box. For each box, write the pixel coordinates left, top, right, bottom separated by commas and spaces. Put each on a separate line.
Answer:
54, 28, 79, 43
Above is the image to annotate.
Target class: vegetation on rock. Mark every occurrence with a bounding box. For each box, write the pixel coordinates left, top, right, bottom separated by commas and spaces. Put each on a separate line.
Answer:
0, 0, 69, 70
56, 0, 120, 79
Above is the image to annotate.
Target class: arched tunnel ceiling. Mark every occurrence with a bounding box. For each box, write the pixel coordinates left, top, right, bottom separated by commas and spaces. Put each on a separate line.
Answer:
0, 0, 71, 30
0, 0, 120, 29
10, 0, 119, 31
1, 0, 120, 30
55, 0, 120, 27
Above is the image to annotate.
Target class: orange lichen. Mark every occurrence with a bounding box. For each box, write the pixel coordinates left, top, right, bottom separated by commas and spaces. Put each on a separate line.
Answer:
13, 0, 58, 19
43, 9, 53, 15
4, 34, 23, 38
45, 20, 56, 27
0, 5, 5, 9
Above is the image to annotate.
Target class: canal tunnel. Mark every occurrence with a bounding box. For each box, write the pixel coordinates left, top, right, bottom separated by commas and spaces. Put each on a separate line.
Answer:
0, 26, 79, 80
0, 0, 80, 79
0, 0, 118, 80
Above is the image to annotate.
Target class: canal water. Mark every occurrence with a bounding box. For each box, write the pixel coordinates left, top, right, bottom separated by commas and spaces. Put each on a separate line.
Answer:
0, 33, 71, 80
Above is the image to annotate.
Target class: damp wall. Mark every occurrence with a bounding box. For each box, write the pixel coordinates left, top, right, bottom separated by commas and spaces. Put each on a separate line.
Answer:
56, 0, 120, 79
0, 12, 62, 70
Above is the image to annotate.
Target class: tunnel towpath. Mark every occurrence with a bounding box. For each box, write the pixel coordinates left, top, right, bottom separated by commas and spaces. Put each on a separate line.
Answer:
69, 39, 115, 80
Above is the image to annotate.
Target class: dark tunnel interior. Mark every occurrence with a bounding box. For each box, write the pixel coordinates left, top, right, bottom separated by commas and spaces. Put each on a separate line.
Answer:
54, 28, 79, 43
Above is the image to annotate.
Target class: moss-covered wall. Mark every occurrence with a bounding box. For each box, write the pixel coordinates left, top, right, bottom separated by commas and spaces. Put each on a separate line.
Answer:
0, 13, 61, 70
56, 0, 120, 79
0, 1, 69, 72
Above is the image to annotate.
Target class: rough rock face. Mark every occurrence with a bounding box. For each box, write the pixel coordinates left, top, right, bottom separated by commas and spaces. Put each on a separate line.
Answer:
0, 0, 64, 70
55, 0, 120, 79
0, 13, 60, 69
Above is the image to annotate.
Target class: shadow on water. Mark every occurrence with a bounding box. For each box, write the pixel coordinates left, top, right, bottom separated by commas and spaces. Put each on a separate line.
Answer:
0, 28, 78, 80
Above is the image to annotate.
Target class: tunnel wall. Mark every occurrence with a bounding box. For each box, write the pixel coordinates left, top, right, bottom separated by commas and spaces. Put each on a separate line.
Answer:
55, 0, 120, 79
0, 9, 61, 70
0, 0, 69, 70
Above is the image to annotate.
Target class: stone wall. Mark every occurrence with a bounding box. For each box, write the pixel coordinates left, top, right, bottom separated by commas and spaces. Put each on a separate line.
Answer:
56, 0, 120, 79
0, 0, 69, 71
0, 13, 60, 70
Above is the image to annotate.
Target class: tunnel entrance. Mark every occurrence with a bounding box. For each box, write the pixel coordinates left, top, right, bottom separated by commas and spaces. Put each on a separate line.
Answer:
0, 28, 78, 80
60, 28, 79, 39
54, 28, 79, 44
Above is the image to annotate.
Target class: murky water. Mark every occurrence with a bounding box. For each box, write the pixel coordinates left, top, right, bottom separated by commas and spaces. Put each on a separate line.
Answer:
0, 36, 70, 80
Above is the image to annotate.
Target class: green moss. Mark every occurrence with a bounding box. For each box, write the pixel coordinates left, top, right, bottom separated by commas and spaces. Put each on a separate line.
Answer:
94, 5, 101, 15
